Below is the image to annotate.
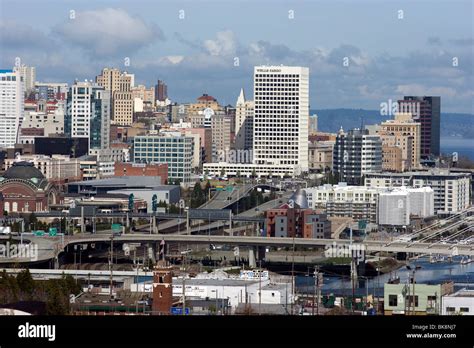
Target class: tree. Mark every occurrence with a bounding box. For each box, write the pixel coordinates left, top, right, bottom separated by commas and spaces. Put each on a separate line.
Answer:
191, 183, 206, 208
16, 269, 35, 298
152, 194, 158, 213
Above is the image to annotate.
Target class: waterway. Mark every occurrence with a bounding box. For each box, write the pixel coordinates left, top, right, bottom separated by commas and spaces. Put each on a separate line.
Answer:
296, 256, 474, 296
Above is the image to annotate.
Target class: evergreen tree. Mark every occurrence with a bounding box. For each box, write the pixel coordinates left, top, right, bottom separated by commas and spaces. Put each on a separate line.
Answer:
16, 269, 35, 298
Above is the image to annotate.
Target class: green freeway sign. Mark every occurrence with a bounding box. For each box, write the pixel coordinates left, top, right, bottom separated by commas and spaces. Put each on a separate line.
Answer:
34, 230, 45, 236
111, 224, 122, 232
48, 227, 57, 236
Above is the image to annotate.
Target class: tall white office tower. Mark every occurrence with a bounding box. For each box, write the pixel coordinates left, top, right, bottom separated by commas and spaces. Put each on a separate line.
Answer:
234, 88, 254, 150
253, 66, 309, 172
65, 81, 111, 151
0, 69, 24, 148
14, 65, 36, 93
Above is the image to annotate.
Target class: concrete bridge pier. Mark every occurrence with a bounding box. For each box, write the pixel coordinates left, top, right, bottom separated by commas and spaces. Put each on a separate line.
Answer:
248, 248, 256, 268
249, 246, 266, 268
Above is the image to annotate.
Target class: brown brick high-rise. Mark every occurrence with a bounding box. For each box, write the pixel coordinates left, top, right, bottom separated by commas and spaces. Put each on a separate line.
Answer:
152, 261, 173, 315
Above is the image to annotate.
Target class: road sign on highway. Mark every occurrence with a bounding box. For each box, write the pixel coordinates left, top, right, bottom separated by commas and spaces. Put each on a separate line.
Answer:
34, 230, 45, 236
171, 307, 190, 315
48, 227, 57, 236
111, 224, 122, 231
188, 209, 231, 220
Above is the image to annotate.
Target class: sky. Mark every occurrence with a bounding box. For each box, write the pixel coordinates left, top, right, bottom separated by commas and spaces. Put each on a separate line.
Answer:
0, 0, 473, 113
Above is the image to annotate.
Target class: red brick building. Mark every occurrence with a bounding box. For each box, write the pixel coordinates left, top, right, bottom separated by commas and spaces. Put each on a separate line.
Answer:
152, 261, 174, 315
114, 162, 168, 183
265, 204, 331, 239
0, 161, 60, 213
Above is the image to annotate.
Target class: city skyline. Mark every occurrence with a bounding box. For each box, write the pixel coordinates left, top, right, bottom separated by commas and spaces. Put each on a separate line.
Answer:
1, 0, 472, 113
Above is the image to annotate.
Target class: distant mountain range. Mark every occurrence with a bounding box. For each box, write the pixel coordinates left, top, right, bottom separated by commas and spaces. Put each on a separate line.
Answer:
312, 109, 474, 139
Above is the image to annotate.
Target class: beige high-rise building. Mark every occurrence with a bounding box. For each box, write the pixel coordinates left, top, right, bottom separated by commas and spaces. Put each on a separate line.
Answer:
14, 65, 36, 93
96, 68, 134, 126
381, 135, 413, 172
211, 114, 233, 161
380, 113, 420, 170
131, 84, 155, 104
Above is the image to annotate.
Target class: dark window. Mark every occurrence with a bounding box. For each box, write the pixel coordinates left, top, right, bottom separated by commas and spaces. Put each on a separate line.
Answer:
406, 295, 419, 307
460, 307, 469, 313
389, 295, 398, 306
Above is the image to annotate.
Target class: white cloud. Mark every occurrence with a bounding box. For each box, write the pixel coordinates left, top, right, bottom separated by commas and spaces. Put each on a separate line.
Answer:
53, 8, 163, 57
395, 84, 457, 98
203, 30, 237, 56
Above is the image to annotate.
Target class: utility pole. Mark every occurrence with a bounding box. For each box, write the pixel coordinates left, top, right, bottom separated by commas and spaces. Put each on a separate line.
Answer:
258, 260, 262, 316
291, 234, 295, 315
412, 270, 416, 315
350, 227, 355, 314
182, 276, 186, 316
313, 266, 318, 316
109, 235, 114, 300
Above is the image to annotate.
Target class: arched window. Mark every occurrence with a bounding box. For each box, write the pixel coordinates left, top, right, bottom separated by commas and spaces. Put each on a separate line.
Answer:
4, 202, 10, 212
12, 202, 18, 212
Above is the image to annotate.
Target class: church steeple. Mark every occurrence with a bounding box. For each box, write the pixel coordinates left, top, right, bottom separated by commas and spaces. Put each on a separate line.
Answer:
236, 88, 245, 106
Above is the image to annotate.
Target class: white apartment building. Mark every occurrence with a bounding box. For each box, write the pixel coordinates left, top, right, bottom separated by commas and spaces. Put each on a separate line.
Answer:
365, 170, 471, 214
0, 69, 24, 149
234, 88, 254, 150
14, 65, 36, 93
306, 183, 382, 223
306, 184, 434, 225
253, 66, 309, 171
65, 81, 111, 152
378, 187, 434, 226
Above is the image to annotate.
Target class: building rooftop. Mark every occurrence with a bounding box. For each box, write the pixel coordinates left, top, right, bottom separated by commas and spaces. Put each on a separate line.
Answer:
446, 288, 474, 298
69, 176, 163, 188
176, 278, 260, 287
366, 170, 471, 177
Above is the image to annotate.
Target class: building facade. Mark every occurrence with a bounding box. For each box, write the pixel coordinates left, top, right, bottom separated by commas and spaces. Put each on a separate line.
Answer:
0, 161, 60, 213
253, 66, 309, 171
442, 289, 474, 316
333, 128, 382, 185
65, 81, 111, 152
380, 113, 420, 171
384, 282, 453, 315
398, 96, 440, 158
155, 80, 168, 103
0, 69, 24, 149
365, 170, 471, 214
96, 68, 134, 126
234, 88, 254, 150
114, 162, 168, 182
4, 155, 81, 181
14, 65, 36, 93
378, 187, 434, 226
133, 134, 194, 184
